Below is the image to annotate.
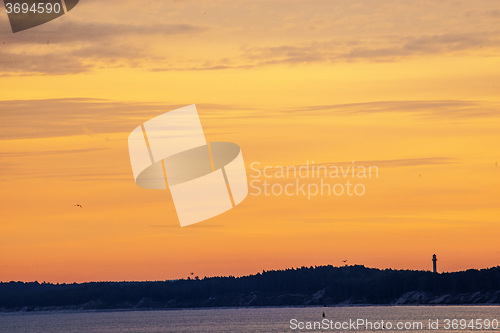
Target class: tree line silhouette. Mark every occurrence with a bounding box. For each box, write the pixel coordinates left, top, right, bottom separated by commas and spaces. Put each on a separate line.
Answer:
1, 265, 499, 310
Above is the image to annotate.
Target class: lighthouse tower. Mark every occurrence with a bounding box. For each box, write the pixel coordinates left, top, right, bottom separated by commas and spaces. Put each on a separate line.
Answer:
432, 254, 437, 273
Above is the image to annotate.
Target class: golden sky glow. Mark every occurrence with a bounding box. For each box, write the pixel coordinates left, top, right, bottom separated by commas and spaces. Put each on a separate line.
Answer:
0, 0, 499, 283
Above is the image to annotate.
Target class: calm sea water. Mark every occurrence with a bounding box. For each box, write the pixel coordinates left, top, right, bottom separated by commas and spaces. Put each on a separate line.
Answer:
0, 306, 498, 333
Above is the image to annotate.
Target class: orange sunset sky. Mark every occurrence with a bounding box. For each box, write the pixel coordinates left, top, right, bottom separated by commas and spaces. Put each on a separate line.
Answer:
1, 0, 499, 283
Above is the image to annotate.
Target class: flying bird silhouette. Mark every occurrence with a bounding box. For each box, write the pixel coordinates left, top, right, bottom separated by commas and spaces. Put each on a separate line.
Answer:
343, 260, 348, 263
75, 204, 83, 208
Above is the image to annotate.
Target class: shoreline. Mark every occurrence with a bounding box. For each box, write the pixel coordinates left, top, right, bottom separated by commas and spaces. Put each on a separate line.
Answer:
2, 303, 500, 314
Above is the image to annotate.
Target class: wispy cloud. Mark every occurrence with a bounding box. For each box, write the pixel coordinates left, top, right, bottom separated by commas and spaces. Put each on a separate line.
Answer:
2, 21, 205, 45
0, 148, 108, 158
127, 29, 500, 72
258, 158, 457, 174
0, 99, 249, 140
0, 21, 206, 74
2, 10, 499, 74
1, 99, 498, 141
286, 100, 500, 119
238, 30, 500, 68
200, 100, 500, 121
142, 28, 500, 72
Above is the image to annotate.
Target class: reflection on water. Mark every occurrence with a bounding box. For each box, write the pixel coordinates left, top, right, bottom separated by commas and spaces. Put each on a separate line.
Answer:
0, 306, 498, 333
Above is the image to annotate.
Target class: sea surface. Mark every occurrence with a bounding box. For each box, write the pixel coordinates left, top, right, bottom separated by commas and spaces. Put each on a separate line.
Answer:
0, 306, 498, 333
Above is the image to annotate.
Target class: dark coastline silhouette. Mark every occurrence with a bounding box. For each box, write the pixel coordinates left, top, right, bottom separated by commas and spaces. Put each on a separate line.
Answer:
1, 265, 499, 311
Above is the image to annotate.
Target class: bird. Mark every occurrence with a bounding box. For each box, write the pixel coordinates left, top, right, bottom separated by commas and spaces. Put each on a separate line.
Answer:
74, 204, 83, 208
343, 260, 347, 263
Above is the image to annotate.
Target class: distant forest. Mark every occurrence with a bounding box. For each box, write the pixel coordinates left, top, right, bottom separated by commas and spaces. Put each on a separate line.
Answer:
1, 265, 499, 311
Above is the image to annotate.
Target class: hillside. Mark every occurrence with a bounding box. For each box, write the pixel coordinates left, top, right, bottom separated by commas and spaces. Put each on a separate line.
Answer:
1, 265, 499, 311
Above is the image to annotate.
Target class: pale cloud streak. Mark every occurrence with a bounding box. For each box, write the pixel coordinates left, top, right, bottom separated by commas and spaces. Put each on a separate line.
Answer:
0, 21, 207, 74
1, 0, 499, 74
285, 100, 500, 120
253, 157, 458, 175
0, 99, 248, 139
239, 30, 500, 67
1, 99, 498, 141
118, 30, 500, 72
0, 148, 109, 158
